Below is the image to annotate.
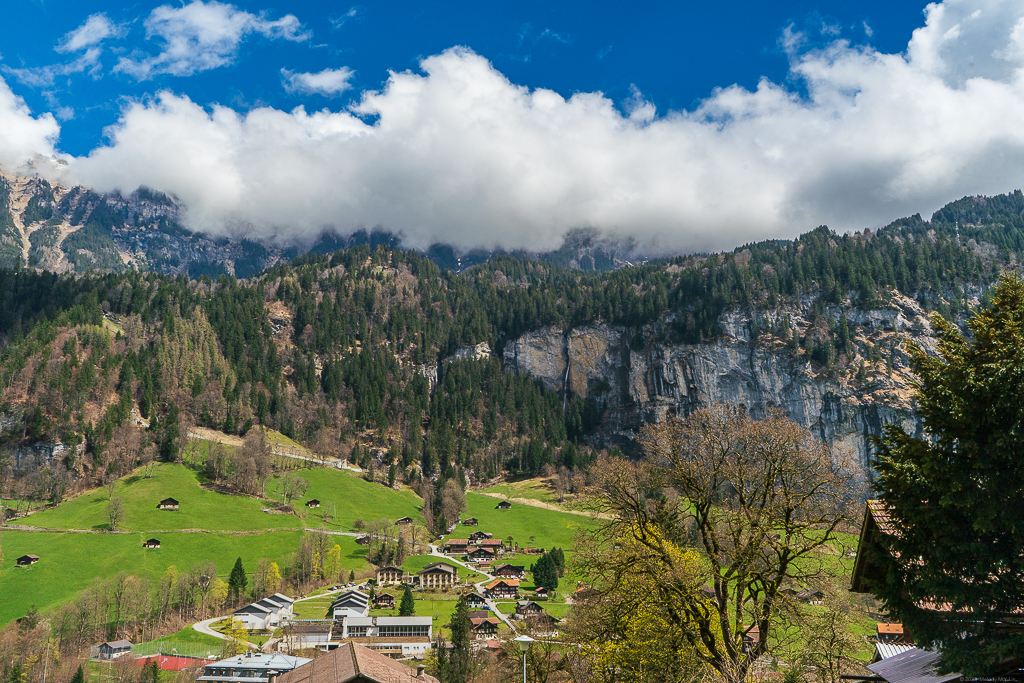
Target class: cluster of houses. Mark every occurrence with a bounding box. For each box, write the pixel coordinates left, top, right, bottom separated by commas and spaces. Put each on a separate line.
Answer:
198, 643, 438, 683
277, 588, 434, 657
440, 533, 506, 565
232, 593, 296, 630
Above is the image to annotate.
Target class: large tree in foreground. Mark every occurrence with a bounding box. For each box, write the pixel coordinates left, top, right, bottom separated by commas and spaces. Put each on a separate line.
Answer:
873, 274, 1024, 674
574, 407, 858, 683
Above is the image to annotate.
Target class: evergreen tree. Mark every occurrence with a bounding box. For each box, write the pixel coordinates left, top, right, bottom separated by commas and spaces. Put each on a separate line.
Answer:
228, 557, 248, 602
399, 585, 416, 616
70, 666, 84, 683
872, 273, 1024, 674
447, 595, 473, 683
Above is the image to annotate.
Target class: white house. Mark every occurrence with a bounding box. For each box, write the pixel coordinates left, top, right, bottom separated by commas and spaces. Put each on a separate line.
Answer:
332, 615, 433, 657
232, 603, 273, 630
331, 590, 369, 618
284, 622, 333, 651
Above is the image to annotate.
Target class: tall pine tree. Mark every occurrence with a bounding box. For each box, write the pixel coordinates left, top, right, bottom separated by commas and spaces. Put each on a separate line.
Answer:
399, 585, 416, 616
228, 557, 248, 603
873, 273, 1024, 674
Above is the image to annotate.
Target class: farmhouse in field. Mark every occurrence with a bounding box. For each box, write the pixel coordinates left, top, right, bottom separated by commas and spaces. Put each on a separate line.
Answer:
468, 531, 492, 542
143, 538, 161, 549
467, 547, 495, 562
157, 497, 179, 510
198, 652, 311, 683
514, 601, 543, 619
305, 499, 320, 508
16, 555, 39, 567
373, 592, 395, 609
419, 562, 458, 590
485, 579, 519, 600
470, 617, 500, 638
493, 564, 525, 580
96, 640, 132, 660
442, 539, 469, 555
496, 500, 512, 510
462, 517, 478, 526
276, 642, 438, 683
395, 516, 413, 525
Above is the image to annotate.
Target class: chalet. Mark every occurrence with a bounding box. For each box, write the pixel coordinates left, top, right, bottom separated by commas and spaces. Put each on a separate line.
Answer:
877, 623, 906, 644
355, 535, 371, 546
572, 586, 597, 602
485, 579, 519, 600
157, 498, 179, 510
143, 538, 161, 549
534, 587, 549, 599
285, 622, 333, 651
851, 500, 895, 593
276, 642, 439, 683
496, 501, 512, 510
305, 499, 321, 508
462, 517, 479, 527
470, 617, 500, 638
373, 592, 395, 609
96, 640, 132, 660
16, 555, 39, 567
466, 592, 488, 609
742, 625, 760, 654
467, 547, 495, 562
395, 516, 413, 525
514, 601, 543, 619
468, 610, 490, 620
493, 564, 525, 580
419, 562, 458, 590
199, 653, 311, 683
375, 565, 404, 586
476, 538, 504, 552
442, 539, 470, 554
525, 613, 562, 637
468, 531, 492, 542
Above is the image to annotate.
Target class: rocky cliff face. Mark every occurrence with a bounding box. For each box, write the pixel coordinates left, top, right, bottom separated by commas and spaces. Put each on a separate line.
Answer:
504, 293, 939, 473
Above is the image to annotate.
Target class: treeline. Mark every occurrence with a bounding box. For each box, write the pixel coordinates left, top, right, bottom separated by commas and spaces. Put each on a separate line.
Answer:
1, 193, 1020, 511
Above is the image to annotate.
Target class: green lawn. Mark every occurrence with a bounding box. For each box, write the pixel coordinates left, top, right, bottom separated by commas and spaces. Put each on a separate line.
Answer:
293, 598, 333, 620
266, 467, 424, 530
147, 624, 224, 647
457, 494, 593, 550
27, 463, 301, 532
0, 530, 371, 626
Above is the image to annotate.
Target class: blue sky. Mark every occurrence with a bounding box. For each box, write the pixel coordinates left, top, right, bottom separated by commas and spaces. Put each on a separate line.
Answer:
2, 0, 927, 156
2, 0, 1024, 254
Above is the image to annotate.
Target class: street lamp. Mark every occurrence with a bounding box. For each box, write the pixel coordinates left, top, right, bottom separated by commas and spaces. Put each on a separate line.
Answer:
513, 636, 534, 683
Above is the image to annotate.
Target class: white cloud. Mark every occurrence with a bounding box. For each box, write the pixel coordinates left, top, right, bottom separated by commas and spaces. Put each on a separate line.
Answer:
282, 67, 355, 96
330, 7, 361, 30
0, 79, 61, 172
114, 0, 309, 80
16, 0, 1024, 255
3, 48, 103, 88
57, 14, 120, 53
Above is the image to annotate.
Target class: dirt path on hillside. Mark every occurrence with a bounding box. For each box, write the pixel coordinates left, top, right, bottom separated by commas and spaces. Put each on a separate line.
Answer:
473, 491, 613, 520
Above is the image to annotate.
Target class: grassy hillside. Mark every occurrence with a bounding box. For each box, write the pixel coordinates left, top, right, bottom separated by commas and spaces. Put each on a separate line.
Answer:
266, 467, 424, 530
27, 464, 302, 532
0, 530, 366, 625
460, 493, 593, 549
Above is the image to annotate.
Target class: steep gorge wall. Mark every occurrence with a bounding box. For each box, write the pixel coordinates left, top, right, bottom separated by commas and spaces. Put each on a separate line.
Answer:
504, 296, 935, 473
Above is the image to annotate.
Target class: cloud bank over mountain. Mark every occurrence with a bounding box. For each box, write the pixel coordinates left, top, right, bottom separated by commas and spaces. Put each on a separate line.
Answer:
5, 0, 1024, 254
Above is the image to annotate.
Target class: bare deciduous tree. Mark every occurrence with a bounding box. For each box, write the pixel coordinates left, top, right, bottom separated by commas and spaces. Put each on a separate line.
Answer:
576, 406, 860, 683
107, 496, 125, 531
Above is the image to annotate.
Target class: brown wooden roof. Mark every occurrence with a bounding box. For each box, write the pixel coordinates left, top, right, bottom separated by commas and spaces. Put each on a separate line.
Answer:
277, 642, 437, 683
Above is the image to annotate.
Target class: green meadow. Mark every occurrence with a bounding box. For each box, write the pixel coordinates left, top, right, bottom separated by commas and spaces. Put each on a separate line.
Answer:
458, 493, 594, 549
27, 464, 301, 532
266, 468, 424, 531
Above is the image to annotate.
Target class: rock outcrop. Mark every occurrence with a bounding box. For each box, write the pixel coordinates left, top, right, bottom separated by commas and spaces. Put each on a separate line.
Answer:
504, 294, 937, 473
